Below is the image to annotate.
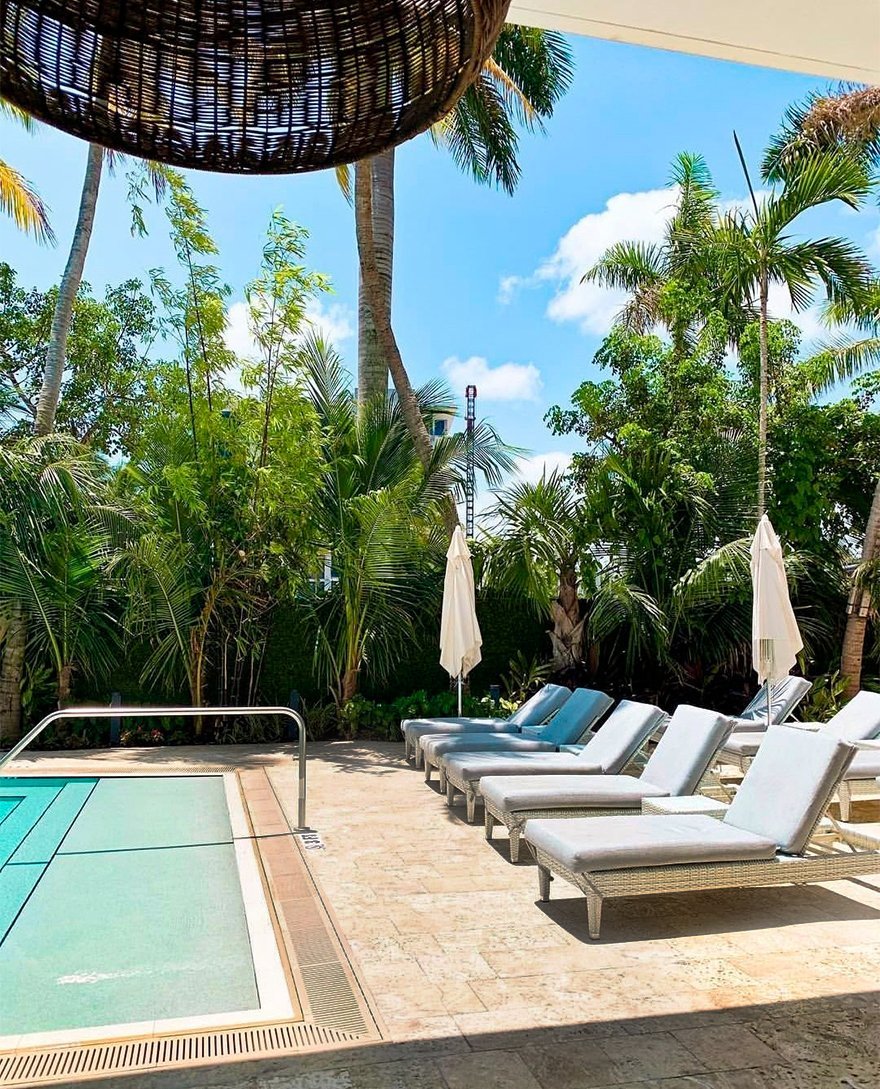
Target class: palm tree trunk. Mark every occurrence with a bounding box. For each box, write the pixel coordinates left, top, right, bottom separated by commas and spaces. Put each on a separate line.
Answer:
757, 274, 770, 519
841, 476, 880, 697
549, 563, 585, 673
358, 150, 394, 408
34, 143, 103, 436
57, 662, 74, 708
0, 605, 26, 744
354, 159, 459, 535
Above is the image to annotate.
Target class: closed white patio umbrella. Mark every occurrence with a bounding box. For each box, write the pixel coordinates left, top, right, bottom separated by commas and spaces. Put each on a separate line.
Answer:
751, 515, 803, 728
440, 526, 483, 714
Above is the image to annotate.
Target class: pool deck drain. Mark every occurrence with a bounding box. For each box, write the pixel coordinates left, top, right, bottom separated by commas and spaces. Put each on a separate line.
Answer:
0, 765, 381, 1087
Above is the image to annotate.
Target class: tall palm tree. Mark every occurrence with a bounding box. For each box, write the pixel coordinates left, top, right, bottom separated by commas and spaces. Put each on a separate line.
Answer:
34, 149, 170, 436
585, 153, 725, 357
0, 101, 54, 244
350, 25, 573, 493
703, 149, 873, 517
765, 88, 880, 697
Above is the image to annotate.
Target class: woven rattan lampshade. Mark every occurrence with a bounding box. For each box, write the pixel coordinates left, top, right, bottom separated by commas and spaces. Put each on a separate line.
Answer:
0, 0, 510, 173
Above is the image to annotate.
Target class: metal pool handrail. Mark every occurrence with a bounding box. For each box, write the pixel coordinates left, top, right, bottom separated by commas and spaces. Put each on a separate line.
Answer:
0, 705, 308, 828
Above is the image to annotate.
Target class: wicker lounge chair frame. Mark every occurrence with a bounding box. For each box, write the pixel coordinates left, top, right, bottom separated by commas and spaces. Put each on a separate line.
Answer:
482, 769, 719, 863
530, 777, 880, 939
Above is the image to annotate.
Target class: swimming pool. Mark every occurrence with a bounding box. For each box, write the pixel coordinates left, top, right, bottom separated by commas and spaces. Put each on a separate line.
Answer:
0, 775, 291, 1046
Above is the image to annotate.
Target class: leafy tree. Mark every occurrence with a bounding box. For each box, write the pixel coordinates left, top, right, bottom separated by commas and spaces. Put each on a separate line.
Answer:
0, 263, 164, 454
119, 203, 323, 719
33, 151, 171, 436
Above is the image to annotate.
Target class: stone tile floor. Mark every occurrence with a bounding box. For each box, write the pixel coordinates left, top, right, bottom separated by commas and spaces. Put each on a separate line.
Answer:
14, 741, 880, 1087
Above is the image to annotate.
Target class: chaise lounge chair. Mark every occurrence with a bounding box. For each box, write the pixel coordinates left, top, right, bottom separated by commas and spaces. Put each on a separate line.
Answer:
716, 689, 880, 774
420, 688, 614, 787
523, 725, 880, 939
401, 684, 572, 766
440, 700, 668, 822
729, 675, 813, 731
480, 704, 733, 861
833, 740, 880, 819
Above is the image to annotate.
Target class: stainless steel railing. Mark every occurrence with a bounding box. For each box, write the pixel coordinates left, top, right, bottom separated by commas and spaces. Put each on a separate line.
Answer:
0, 705, 308, 828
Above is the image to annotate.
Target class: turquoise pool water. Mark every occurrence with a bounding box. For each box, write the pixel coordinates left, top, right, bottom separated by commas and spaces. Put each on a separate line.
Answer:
0, 776, 260, 1038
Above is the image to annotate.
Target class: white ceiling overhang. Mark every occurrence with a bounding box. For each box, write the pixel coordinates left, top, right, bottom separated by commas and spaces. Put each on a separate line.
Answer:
506, 0, 880, 84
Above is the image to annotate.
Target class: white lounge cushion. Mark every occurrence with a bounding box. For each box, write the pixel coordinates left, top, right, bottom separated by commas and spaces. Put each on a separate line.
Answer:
479, 773, 669, 813
421, 735, 555, 760
718, 732, 766, 760
823, 690, 880, 743
724, 726, 855, 854
640, 705, 734, 796
843, 749, 880, 780
405, 719, 519, 746
524, 813, 776, 873
574, 700, 667, 774
442, 752, 601, 782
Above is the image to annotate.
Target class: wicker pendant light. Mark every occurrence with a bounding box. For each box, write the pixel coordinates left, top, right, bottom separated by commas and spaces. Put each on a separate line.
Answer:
0, 0, 510, 173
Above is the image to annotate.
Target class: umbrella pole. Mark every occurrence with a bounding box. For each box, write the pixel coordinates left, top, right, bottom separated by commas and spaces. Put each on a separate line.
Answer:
458, 675, 463, 716
767, 679, 772, 730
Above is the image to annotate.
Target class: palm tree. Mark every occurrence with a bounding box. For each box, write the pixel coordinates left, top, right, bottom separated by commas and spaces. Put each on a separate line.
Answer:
33, 149, 170, 436
0, 437, 114, 735
765, 89, 880, 697
584, 153, 726, 357
350, 26, 573, 503
302, 336, 514, 703
0, 101, 54, 244
704, 148, 873, 517
483, 471, 588, 674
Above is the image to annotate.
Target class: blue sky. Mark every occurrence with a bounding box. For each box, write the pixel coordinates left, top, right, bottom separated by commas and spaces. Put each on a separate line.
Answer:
2, 34, 879, 486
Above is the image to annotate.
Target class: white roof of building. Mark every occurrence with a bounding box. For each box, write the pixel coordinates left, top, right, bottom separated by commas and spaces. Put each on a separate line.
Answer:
507, 0, 880, 84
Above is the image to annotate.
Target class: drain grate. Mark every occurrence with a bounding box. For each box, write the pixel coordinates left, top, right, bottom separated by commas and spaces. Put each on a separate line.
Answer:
0, 1022, 362, 1086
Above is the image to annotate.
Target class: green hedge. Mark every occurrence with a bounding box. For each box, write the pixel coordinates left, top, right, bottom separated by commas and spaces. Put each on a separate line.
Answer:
260, 588, 549, 706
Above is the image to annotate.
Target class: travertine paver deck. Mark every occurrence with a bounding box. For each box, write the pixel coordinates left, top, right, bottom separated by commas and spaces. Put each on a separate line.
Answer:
9, 740, 880, 1087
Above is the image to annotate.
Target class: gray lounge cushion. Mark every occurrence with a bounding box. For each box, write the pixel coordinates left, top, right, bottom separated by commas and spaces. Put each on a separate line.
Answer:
738, 676, 813, 725
720, 690, 880, 763
640, 705, 734, 796
574, 700, 667, 774
724, 726, 855, 854
402, 683, 571, 741
479, 773, 670, 813
442, 752, 601, 783
822, 690, 880, 743
524, 813, 776, 873
520, 688, 613, 746
843, 746, 880, 780
719, 731, 767, 759
421, 735, 555, 760
405, 719, 519, 747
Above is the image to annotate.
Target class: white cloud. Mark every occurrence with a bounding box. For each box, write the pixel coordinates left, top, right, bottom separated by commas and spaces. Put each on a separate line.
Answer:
223, 295, 353, 362
537, 188, 677, 336
514, 451, 572, 484
441, 355, 543, 402
498, 275, 524, 305
304, 297, 354, 346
